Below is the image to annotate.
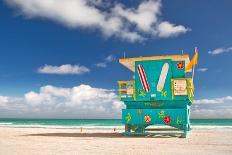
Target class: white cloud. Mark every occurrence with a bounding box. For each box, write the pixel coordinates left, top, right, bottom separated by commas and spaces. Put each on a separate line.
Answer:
95, 62, 107, 68
0, 84, 124, 118
25, 84, 123, 117
197, 68, 208, 72
105, 54, 116, 62
157, 21, 189, 38
191, 96, 232, 118
112, 0, 160, 32
191, 108, 232, 119
12, 85, 123, 118
0, 96, 9, 106
194, 96, 232, 104
38, 64, 90, 75
25, 91, 55, 106
5, 0, 189, 42
208, 47, 232, 55
1, 88, 232, 118
95, 54, 116, 68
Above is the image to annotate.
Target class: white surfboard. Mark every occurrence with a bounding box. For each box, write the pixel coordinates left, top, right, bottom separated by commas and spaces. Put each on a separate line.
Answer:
157, 63, 169, 92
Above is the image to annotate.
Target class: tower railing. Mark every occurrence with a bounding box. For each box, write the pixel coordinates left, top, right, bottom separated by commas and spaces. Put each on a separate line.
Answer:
117, 80, 135, 101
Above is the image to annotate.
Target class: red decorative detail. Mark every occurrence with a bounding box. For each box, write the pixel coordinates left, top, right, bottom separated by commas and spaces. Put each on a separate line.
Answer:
152, 102, 159, 107
164, 116, 171, 124
176, 61, 184, 69
137, 64, 150, 92
144, 115, 151, 123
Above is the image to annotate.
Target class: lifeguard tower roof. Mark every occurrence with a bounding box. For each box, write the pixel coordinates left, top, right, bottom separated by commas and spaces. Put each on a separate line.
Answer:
119, 54, 191, 72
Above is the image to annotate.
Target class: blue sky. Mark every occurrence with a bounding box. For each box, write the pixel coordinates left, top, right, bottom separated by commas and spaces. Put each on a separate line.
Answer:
0, 0, 232, 118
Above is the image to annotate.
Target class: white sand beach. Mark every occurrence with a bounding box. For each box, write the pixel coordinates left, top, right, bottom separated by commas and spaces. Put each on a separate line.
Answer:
0, 127, 231, 155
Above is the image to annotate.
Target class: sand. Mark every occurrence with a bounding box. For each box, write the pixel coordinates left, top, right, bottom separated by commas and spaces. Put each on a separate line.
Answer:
0, 127, 231, 155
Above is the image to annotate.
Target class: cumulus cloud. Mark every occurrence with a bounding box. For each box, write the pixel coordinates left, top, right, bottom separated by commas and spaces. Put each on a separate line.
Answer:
197, 68, 208, 72
104, 54, 116, 62
194, 96, 232, 104
208, 47, 232, 55
191, 96, 232, 118
0, 96, 9, 106
4, 0, 189, 42
0, 88, 232, 118
95, 54, 116, 68
95, 62, 107, 68
38, 64, 90, 75
112, 0, 160, 32
191, 108, 232, 119
157, 21, 190, 38
0, 84, 124, 118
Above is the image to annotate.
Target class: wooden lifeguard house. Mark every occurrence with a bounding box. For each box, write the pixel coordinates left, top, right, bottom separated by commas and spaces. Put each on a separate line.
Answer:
118, 49, 198, 138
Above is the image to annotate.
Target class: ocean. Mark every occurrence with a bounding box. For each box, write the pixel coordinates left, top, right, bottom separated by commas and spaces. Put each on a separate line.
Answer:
0, 118, 232, 129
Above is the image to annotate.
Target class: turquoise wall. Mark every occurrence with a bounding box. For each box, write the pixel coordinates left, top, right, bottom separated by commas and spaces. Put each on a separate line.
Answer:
135, 59, 186, 101
121, 59, 192, 135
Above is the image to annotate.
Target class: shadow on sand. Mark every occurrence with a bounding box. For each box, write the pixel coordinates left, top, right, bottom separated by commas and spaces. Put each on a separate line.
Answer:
23, 132, 180, 138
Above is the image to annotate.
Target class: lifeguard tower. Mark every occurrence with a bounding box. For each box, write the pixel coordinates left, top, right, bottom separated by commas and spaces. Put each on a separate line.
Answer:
118, 50, 198, 138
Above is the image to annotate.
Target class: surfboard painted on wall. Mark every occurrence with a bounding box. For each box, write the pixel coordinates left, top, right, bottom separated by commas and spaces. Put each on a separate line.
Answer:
137, 64, 150, 92
157, 63, 169, 92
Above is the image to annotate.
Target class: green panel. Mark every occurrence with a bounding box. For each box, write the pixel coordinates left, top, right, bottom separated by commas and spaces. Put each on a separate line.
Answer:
135, 60, 172, 101
124, 100, 190, 109
172, 95, 189, 101
122, 109, 188, 126
171, 61, 185, 78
